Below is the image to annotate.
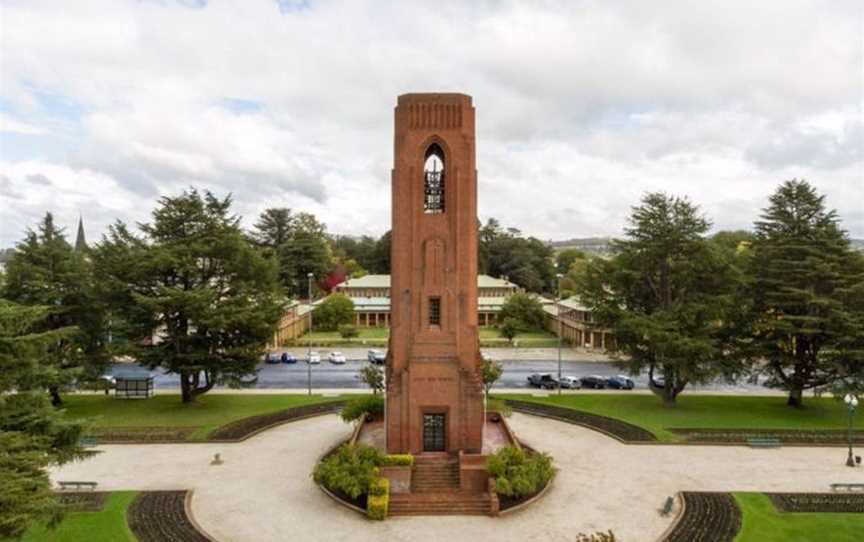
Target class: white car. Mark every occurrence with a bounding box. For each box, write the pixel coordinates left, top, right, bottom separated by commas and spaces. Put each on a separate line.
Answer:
306, 351, 321, 364
328, 351, 347, 364
559, 376, 582, 389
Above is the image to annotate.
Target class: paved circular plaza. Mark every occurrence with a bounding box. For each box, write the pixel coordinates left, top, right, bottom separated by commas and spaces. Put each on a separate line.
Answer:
51, 413, 850, 541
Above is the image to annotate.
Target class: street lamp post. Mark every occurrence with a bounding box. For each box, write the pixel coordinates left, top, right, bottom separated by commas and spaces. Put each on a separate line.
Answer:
307, 272, 314, 396
556, 273, 563, 396
845, 393, 859, 467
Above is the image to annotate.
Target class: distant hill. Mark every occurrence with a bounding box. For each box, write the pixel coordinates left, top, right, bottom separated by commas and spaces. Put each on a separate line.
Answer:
548, 237, 615, 256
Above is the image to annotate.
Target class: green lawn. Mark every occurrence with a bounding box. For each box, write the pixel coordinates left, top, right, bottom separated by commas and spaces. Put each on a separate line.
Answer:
734, 493, 863, 542
22, 491, 137, 542
297, 327, 559, 347
499, 394, 861, 441
61, 394, 341, 440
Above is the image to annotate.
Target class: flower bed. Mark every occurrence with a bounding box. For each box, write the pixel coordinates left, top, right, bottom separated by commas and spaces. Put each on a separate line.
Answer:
56, 491, 109, 512
662, 492, 741, 542
505, 399, 657, 443
207, 400, 345, 441
767, 493, 864, 513
670, 428, 863, 445
127, 491, 210, 542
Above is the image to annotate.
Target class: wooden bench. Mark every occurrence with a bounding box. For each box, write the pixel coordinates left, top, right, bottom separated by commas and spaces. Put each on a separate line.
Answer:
58, 481, 98, 491
746, 437, 782, 448
830, 483, 864, 492
659, 496, 675, 516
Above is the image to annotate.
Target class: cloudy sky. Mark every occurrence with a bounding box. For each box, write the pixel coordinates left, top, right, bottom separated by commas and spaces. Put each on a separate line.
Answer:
1, 0, 862, 247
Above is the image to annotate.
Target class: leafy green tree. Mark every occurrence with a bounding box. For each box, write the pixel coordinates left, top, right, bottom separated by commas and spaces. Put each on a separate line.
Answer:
481, 355, 504, 398
95, 189, 283, 403
479, 219, 555, 293
250, 207, 294, 248
358, 363, 384, 394
578, 193, 740, 405
499, 292, 546, 331
556, 248, 587, 274
499, 318, 520, 344
2, 213, 106, 406
0, 300, 87, 539
313, 294, 355, 331
746, 180, 864, 407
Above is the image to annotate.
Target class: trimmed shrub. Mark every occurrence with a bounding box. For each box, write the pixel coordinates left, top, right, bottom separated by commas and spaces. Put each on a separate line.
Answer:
368, 477, 390, 520
488, 446, 555, 498
575, 532, 616, 542
312, 444, 384, 499
338, 324, 359, 338
383, 454, 414, 467
340, 395, 384, 423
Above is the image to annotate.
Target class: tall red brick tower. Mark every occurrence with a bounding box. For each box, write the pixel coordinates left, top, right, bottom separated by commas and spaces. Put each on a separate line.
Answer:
386, 93, 485, 454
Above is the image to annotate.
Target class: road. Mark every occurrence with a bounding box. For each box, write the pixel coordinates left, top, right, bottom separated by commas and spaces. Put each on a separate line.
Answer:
105, 347, 770, 393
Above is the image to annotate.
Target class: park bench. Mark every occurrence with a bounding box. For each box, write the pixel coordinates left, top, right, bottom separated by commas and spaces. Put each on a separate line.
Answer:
58, 481, 98, 491
746, 437, 782, 448
78, 436, 98, 448
830, 483, 864, 492
659, 496, 675, 516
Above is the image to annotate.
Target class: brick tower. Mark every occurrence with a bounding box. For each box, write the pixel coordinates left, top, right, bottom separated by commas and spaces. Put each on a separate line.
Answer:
386, 93, 485, 455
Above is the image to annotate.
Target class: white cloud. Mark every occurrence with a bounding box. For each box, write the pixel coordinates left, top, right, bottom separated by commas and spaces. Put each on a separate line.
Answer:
0, 0, 861, 246
0, 113, 46, 135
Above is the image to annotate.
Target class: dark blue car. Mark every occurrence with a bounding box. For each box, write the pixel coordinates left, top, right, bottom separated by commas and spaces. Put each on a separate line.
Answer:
280, 352, 297, 364
606, 375, 635, 390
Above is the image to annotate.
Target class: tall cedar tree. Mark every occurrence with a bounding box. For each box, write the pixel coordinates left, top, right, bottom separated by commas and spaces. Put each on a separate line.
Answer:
748, 180, 864, 406
578, 193, 740, 405
0, 301, 87, 539
2, 213, 105, 406
97, 190, 283, 403
251, 208, 333, 297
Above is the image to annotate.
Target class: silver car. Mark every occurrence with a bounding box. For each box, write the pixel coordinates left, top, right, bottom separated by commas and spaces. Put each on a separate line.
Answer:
559, 376, 582, 389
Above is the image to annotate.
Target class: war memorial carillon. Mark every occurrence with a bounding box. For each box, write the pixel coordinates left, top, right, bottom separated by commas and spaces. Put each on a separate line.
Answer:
385, 93, 486, 455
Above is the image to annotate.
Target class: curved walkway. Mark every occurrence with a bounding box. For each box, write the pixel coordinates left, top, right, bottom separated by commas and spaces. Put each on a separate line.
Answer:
51, 413, 854, 542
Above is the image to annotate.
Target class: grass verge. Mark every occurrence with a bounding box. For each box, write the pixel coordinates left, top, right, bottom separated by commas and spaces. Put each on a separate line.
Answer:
498, 394, 861, 442
734, 492, 863, 542
21, 491, 138, 542
62, 393, 343, 440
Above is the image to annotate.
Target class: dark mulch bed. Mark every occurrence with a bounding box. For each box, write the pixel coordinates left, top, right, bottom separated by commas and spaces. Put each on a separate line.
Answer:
127, 491, 210, 542
87, 427, 198, 443
767, 493, 864, 513
56, 491, 108, 512
208, 400, 346, 441
662, 492, 742, 542
504, 399, 657, 443
670, 428, 864, 445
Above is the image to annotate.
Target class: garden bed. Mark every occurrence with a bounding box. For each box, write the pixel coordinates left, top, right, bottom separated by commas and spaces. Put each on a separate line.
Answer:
670, 428, 863, 445
505, 399, 658, 443
767, 493, 864, 513
662, 492, 741, 542
56, 491, 109, 512
127, 491, 211, 542
86, 427, 198, 443
207, 400, 345, 441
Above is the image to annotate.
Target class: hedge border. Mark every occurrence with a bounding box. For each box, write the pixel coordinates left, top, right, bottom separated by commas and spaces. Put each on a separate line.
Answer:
660, 492, 742, 542
766, 492, 864, 513
504, 399, 658, 443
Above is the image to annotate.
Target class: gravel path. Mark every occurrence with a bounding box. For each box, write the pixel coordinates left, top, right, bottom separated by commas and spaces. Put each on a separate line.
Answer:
49, 413, 858, 541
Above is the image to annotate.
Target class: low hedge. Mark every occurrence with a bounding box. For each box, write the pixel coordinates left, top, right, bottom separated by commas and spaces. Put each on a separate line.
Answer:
383, 454, 414, 467
312, 444, 384, 499
488, 446, 555, 498
367, 478, 389, 520
341, 395, 385, 423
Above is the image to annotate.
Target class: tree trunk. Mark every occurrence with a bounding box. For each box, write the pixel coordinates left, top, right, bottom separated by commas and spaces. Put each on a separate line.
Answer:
180, 372, 195, 403
49, 386, 63, 407
787, 387, 803, 407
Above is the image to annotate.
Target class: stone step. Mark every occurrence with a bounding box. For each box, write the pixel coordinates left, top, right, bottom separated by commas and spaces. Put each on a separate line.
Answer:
389, 492, 492, 516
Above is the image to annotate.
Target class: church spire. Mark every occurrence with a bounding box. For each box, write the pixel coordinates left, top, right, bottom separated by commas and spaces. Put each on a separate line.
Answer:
75, 215, 88, 251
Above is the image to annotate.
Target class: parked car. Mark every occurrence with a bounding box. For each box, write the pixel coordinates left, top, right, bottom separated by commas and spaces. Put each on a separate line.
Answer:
280, 352, 297, 364
306, 351, 321, 364
328, 351, 347, 364
559, 376, 582, 389
606, 375, 635, 390
264, 352, 280, 364
579, 375, 607, 389
528, 373, 559, 389
367, 350, 386, 364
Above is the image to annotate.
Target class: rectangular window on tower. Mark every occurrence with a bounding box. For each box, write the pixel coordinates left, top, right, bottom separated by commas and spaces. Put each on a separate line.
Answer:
428, 297, 441, 326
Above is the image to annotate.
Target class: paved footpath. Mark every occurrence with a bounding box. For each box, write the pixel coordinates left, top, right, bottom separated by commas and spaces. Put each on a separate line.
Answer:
50, 413, 860, 542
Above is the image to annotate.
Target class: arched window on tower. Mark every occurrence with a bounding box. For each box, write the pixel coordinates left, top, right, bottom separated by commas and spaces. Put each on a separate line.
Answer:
423, 144, 445, 213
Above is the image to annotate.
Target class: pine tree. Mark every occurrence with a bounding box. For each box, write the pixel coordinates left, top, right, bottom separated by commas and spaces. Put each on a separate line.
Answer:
2, 213, 105, 406
96, 189, 284, 403
578, 193, 741, 405
747, 180, 864, 406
